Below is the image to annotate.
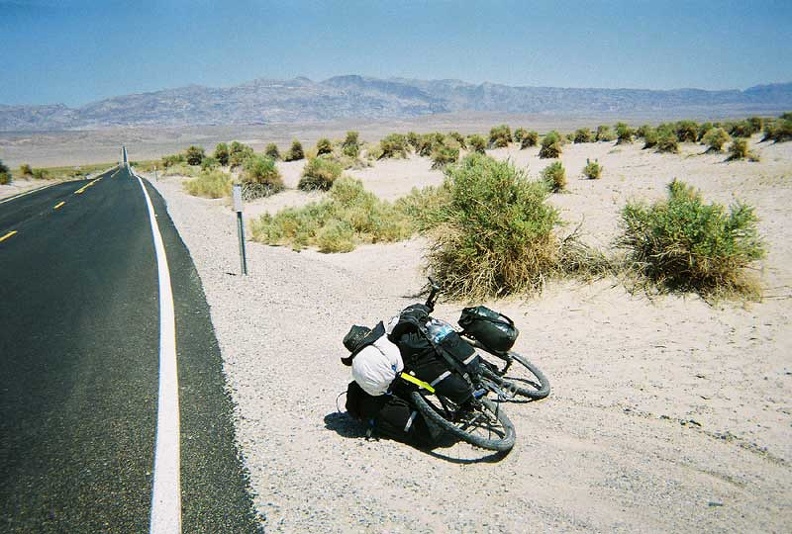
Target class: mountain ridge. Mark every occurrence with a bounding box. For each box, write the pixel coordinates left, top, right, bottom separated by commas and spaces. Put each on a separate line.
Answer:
1, 76, 790, 132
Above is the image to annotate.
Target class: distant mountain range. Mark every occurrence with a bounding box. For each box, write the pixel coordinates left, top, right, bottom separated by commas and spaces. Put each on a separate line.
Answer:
1, 75, 791, 131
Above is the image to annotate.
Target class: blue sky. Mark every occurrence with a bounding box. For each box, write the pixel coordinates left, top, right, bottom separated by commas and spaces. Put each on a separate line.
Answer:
1, 0, 790, 106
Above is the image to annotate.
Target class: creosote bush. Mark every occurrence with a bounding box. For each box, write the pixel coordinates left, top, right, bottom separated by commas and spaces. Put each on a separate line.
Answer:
467, 134, 487, 154
596, 125, 615, 142
520, 131, 539, 149
19, 163, 33, 176
655, 126, 679, 153
425, 153, 562, 300
574, 128, 593, 143
727, 138, 759, 161
342, 131, 360, 158
619, 179, 766, 299
316, 138, 333, 156
583, 159, 602, 179
214, 143, 230, 166
264, 143, 281, 160
241, 155, 284, 198
538, 131, 563, 158
378, 133, 410, 159
298, 156, 343, 191
541, 161, 566, 192
488, 124, 512, 148
430, 139, 461, 169
615, 122, 634, 144
228, 141, 255, 167
185, 145, 205, 166
0, 160, 11, 185
702, 127, 730, 152
284, 139, 305, 162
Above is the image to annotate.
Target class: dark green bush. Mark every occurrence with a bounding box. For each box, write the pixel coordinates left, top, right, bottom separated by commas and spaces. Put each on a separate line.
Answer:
316, 137, 333, 156
467, 134, 487, 154
702, 128, 730, 153
430, 139, 461, 169
538, 131, 563, 158
284, 139, 305, 162
615, 122, 634, 144
520, 131, 539, 149
619, 179, 765, 298
655, 126, 679, 153
19, 163, 33, 176
488, 124, 512, 148
185, 145, 205, 166
426, 153, 562, 300
573, 128, 594, 143
675, 120, 699, 143
596, 125, 615, 142
0, 160, 11, 185
265, 143, 281, 160
513, 127, 528, 143
241, 155, 284, 198
342, 131, 360, 158
214, 143, 230, 166
229, 141, 255, 167
416, 133, 445, 157
298, 156, 343, 191
201, 156, 219, 170
541, 161, 566, 192
762, 115, 792, 143
378, 133, 410, 159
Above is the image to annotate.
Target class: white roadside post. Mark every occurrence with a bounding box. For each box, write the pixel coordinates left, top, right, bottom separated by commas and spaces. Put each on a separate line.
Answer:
233, 184, 248, 275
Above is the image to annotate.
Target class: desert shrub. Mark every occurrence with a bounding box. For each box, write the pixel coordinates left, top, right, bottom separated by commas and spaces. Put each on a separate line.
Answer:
342, 131, 360, 158
513, 127, 528, 143
702, 127, 731, 152
538, 131, 563, 158
378, 133, 410, 159
727, 119, 760, 138
298, 156, 343, 191
394, 184, 452, 233
284, 139, 305, 162
727, 138, 759, 161
31, 168, 49, 180
615, 122, 634, 145
425, 153, 562, 300
573, 128, 593, 144
250, 177, 412, 252
762, 115, 792, 143
184, 169, 232, 199
619, 179, 766, 298
406, 131, 420, 150
416, 132, 445, 157
641, 127, 658, 149
448, 131, 466, 149
467, 134, 487, 154
636, 124, 652, 139
541, 161, 566, 192
185, 145, 205, 166
675, 120, 699, 143
488, 124, 512, 148
316, 137, 333, 156
200, 156, 219, 170
264, 143, 281, 160
19, 163, 33, 176
430, 139, 461, 169
228, 141, 255, 167
241, 155, 284, 198
596, 125, 615, 142
655, 126, 679, 153
214, 143, 230, 166
520, 131, 539, 149
161, 153, 185, 168
0, 160, 11, 185
583, 158, 602, 179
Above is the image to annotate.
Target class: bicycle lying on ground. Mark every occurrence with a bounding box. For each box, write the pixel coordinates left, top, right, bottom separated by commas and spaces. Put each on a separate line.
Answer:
394, 278, 551, 452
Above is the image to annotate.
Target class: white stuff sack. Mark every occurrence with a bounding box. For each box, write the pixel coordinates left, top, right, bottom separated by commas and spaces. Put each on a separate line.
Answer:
352, 335, 404, 396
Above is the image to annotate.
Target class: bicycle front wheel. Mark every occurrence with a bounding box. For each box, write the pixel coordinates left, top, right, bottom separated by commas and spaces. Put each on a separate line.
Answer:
410, 390, 515, 452
480, 351, 551, 400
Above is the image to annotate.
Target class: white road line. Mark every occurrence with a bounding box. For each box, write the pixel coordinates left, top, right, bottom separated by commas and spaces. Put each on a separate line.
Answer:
135, 171, 182, 534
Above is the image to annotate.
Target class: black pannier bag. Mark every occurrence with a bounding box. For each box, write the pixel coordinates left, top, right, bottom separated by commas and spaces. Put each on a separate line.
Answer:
458, 306, 519, 353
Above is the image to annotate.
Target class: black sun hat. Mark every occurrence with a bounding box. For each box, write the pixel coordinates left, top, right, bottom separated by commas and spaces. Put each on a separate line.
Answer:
341, 321, 385, 366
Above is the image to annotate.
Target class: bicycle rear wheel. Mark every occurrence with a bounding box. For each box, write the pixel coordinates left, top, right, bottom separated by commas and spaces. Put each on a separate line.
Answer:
480, 351, 550, 400
409, 390, 515, 452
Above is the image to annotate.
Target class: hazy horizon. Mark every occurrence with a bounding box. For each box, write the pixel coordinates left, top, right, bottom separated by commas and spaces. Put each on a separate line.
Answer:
1, 0, 791, 107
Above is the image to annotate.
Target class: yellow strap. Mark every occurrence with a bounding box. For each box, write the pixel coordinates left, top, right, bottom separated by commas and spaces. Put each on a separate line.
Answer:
399, 372, 435, 393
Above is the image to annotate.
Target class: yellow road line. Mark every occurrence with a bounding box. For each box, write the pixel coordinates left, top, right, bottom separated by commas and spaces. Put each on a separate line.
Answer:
54, 201, 66, 210
0, 230, 18, 243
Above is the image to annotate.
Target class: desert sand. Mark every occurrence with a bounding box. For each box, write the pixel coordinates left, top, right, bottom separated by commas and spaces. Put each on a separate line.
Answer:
4, 134, 791, 532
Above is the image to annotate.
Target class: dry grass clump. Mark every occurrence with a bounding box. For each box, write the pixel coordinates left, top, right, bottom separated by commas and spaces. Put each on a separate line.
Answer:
250, 177, 413, 252
618, 179, 766, 300
425, 154, 562, 300
184, 169, 232, 199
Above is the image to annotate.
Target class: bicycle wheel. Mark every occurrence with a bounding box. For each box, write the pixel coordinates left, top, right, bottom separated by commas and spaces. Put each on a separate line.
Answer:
480, 351, 550, 400
409, 390, 515, 452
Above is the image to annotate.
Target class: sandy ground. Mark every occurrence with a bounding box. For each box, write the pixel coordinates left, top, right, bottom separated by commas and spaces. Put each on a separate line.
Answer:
135, 135, 792, 533
5, 134, 790, 532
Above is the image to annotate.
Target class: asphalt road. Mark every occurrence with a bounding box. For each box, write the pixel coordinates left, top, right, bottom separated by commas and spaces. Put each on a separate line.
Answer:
0, 168, 260, 532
